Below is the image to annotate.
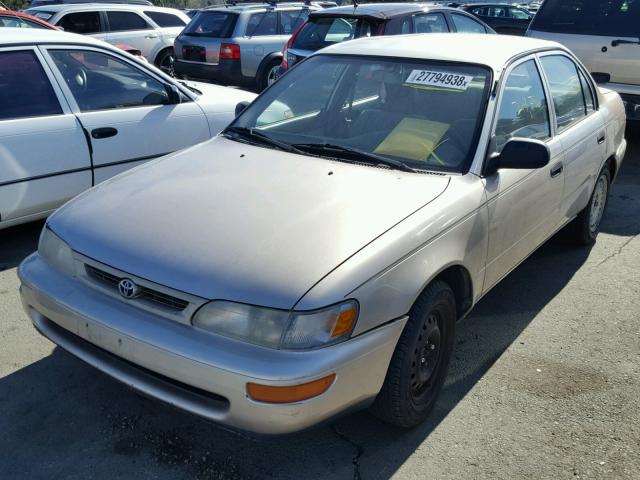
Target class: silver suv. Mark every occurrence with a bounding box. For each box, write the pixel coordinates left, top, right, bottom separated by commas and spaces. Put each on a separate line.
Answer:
527, 0, 640, 120
174, 2, 320, 91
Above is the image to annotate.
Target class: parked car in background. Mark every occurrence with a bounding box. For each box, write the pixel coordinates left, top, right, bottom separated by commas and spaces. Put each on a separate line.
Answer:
0, 29, 255, 230
0, 8, 59, 29
30, 0, 153, 7
26, 4, 189, 75
279, 3, 493, 77
174, 2, 321, 91
527, 0, 640, 120
462, 3, 532, 35
19, 34, 626, 434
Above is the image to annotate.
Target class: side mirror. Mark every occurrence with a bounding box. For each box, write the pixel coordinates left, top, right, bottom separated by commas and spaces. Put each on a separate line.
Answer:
484, 138, 550, 176
235, 100, 250, 117
165, 84, 181, 104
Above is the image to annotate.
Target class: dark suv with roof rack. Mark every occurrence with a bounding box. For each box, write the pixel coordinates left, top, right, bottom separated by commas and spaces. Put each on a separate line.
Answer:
277, 3, 494, 78
174, 2, 321, 91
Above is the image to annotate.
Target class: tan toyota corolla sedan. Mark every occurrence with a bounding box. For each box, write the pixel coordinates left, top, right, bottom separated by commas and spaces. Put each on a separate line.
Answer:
19, 34, 626, 434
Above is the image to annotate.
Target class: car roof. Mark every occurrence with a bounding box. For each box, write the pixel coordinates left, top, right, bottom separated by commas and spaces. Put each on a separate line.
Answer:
315, 33, 563, 71
27, 3, 180, 13
0, 27, 107, 46
311, 3, 457, 19
205, 2, 318, 13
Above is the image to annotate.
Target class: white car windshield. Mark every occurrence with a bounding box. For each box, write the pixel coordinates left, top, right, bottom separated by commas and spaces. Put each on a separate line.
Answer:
229, 54, 492, 173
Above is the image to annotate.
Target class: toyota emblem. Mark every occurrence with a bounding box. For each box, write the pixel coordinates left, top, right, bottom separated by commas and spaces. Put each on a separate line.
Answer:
118, 278, 141, 299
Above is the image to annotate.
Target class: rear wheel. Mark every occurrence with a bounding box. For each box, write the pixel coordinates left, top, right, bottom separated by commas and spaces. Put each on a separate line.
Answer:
569, 165, 611, 245
370, 280, 456, 428
155, 48, 175, 77
257, 58, 281, 91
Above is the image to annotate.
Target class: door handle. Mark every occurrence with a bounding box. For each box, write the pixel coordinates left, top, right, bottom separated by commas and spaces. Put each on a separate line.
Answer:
145, 34, 159, 39
597, 134, 606, 144
91, 127, 118, 139
550, 162, 563, 178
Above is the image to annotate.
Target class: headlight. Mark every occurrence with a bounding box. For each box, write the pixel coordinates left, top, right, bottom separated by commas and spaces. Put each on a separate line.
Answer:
192, 300, 359, 350
38, 227, 75, 277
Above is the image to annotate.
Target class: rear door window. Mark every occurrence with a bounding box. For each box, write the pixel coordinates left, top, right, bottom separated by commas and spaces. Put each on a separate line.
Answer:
292, 17, 376, 50
532, 0, 640, 36
182, 11, 237, 37
279, 9, 308, 35
247, 11, 278, 36
451, 13, 487, 33
413, 13, 448, 33
0, 50, 62, 121
58, 11, 102, 34
107, 11, 150, 31
144, 11, 186, 28
540, 55, 587, 132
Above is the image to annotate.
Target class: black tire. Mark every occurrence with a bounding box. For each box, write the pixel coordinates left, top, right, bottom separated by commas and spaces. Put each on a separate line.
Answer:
155, 48, 175, 77
257, 58, 281, 92
569, 164, 611, 245
370, 280, 456, 428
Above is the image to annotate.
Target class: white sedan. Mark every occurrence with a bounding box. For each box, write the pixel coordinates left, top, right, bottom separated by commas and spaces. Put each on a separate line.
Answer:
0, 29, 255, 230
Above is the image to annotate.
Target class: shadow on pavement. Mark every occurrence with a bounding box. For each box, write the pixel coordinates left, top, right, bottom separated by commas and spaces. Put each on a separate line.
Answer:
0, 220, 43, 272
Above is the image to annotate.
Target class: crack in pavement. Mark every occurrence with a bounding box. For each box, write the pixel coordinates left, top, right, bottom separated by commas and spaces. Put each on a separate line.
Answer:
330, 424, 364, 480
597, 233, 639, 266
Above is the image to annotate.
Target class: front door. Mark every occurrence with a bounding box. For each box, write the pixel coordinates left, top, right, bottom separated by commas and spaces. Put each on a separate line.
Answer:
482, 57, 565, 292
41, 46, 210, 184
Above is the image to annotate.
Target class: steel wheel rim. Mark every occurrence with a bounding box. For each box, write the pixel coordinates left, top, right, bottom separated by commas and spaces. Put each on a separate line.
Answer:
266, 65, 279, 86
589, 175, 608, 232
410, 312, 443, 398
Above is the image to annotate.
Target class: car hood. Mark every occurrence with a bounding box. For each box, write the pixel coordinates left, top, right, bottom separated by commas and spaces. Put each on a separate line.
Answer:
50, 137, 450, 309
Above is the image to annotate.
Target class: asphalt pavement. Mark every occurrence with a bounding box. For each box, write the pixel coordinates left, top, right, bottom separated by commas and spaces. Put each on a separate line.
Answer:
1, 132, 639, 480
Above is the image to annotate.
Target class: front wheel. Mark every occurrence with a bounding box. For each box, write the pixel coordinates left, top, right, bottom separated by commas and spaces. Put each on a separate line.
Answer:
370, 280, 456, 428
570, 165, 611, 245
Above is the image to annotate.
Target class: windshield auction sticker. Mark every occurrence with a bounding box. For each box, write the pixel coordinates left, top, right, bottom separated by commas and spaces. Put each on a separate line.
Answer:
405, 70, 474, 91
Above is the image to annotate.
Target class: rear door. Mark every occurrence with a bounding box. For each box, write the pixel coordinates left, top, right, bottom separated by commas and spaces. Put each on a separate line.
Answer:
41, 45, 210, 184
105, 10, 158, 60
538, 53, 606, 223
240, 9, 282, 78
0, 47, 91, 223
55, 10, 109, 43
528, 0, 640, 86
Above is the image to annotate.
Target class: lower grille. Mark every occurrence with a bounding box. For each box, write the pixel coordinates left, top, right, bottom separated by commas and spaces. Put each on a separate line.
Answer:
85, 265, 189, 312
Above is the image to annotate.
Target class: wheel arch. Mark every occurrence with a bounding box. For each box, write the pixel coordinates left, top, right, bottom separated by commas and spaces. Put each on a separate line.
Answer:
416, 264, 474, 321
154, 46, 174, 66
256, 52, 283, 82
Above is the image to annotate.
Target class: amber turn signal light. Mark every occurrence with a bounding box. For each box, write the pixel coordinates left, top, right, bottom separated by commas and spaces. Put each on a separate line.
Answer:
330, 306, 357, 338
246, 374, 336, 404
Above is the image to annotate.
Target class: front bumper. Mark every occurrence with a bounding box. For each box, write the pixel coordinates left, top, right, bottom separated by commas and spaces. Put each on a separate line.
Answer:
18, 253, 406, 434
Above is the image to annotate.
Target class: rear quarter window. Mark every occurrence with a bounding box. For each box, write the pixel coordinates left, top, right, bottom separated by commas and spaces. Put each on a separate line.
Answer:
531, 0, 640, 36
292, 17, 376, 50
182, 11, 238, 37
144, 11, 186, 28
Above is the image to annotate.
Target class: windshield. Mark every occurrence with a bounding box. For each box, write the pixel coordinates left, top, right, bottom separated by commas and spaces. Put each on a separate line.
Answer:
292, 17, 378, 50
182, 11, 237, 37
532, 0, 640, 37
229, 55, 491, 173
25, 10, 54, 22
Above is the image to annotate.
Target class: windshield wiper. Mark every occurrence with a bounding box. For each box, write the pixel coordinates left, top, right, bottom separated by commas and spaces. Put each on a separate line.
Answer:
223, 126, 306, 155
292, 143, 417, 173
